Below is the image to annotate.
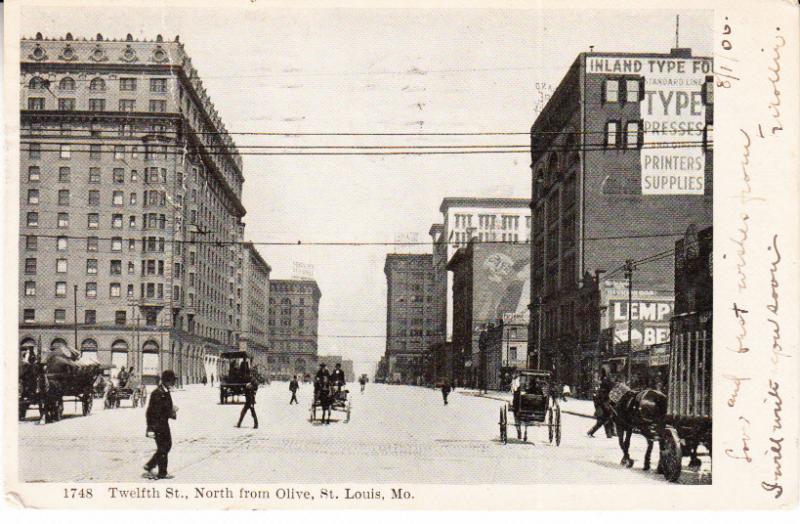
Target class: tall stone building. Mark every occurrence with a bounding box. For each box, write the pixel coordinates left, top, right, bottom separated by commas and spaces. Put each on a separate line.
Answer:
267, 279, 321, 380
18, 33, 246, 385
383, 254, 444, 384
239, 242, 271, 370
528, 48, 713, 391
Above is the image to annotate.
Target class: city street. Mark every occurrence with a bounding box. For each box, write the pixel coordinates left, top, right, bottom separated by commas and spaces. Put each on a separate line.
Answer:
18, 383, 708, 484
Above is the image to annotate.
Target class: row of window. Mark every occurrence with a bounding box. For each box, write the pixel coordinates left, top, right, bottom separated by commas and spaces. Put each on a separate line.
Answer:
25, 188, 167, 207
24, 234, 166, 253
24, 257, 165, 277
27, 143, 173, 161
24, 211, 167, 231
26, 166, 169, 186
23, 280, 164, 300
22, 308, 161, 327
604, 120, 713, 150
28, 97, 168, 113
28, 76, 168, 93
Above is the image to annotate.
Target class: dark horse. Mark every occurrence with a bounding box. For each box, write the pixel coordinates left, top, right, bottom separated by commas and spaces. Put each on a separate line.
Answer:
600, 382, 667, 471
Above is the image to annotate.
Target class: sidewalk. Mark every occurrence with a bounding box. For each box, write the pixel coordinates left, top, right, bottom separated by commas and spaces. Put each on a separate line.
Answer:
456, 388, 596, 419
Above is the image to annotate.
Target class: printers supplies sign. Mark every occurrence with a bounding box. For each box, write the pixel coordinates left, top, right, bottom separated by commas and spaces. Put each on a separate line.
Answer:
587, 56, 712, 195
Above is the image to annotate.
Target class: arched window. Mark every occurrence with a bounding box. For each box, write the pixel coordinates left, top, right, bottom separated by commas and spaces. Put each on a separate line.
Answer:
110, 340, 129, 378
28, 76, 46, 90
142, 340, 159, 352
142, 341, 160, 377
50, 338, 68, 350
89, 77, 106, 91
81, 339, 98, 360
111, 340, 129, 351
58, 77, 75, 90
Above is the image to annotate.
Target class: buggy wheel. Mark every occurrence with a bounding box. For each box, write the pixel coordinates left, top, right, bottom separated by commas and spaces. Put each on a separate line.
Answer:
345, 401, 351, 423
554, 404, 561, 446
55, 399, 64, 421
661, 426, 683, 482
547, 406, 554, 443
499, 406, 508, 444
220, 389, 225, 404
82, 396, 92, 416
515, 420, 522, 440
310, 404, 316, 422
19, 401, 29, 421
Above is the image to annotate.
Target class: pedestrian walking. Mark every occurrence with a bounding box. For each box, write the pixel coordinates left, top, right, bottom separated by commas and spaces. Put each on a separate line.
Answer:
587, 370, 615, 438
289, 375, 299, 404
236, 378, 259, 429
210, 373, 214, 387
441, 380, 452, 405
144, 370, 178, 480
201, 375, 207, 386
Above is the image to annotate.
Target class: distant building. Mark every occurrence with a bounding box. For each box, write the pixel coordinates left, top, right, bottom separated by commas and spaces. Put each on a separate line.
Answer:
18, 33, 246, 386
239, 242, 271, 371
267, 279, 321, 379
432, 197, 531, 342
383, 254, 444, 384
479, 315, 529, 390
448, 241, 530, 388
528, 48, 713, 390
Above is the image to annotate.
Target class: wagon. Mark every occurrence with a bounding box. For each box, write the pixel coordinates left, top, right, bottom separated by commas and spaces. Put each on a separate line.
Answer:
309, 386, 351, 423
659, 312, 712, 482
219, 351, 254, 404
105, 383, 147, 409
499, 369, 560, 445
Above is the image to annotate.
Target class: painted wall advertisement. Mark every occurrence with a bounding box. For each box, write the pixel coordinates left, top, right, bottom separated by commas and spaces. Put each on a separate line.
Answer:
587, 56, 712, 195
602, 281, 674, 351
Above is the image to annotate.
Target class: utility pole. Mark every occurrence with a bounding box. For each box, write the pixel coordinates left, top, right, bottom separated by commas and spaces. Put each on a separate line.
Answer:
624, 259, 634, 384
73, 284, 79, 352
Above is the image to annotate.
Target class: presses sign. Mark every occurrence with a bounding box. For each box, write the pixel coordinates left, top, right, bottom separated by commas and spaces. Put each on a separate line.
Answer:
588, 56, 712, 195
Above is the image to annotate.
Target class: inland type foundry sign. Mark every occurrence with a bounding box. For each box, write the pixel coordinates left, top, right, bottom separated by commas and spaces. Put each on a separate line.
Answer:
588, 56, 712, 195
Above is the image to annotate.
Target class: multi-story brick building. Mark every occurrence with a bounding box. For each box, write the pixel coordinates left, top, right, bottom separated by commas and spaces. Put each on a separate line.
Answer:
383, 254, 444, 384
479, 315, 529, 390
18, 33, 246, 385
528, 48, 713, 391
267, 279, 321, 380
239, 242, 271, 370
447, 241, 530, 387
432, 197, 531, 341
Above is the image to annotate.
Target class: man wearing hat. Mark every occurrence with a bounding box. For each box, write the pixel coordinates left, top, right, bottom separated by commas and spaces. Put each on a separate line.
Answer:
144, 370, 177, 479
314, 363, 330, 394
331, 363, 346, 393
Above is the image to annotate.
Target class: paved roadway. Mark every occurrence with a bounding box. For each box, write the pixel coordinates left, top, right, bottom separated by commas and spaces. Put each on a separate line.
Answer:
18, 383, 709, 484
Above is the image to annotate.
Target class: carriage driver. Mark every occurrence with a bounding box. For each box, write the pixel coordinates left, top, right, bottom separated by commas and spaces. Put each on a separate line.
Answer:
314, 363, 330, 393
331, 363, 346, 392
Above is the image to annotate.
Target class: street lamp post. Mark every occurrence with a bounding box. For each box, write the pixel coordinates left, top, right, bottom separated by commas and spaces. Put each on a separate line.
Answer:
73, 285, 79, 352
624, 259, 634, 384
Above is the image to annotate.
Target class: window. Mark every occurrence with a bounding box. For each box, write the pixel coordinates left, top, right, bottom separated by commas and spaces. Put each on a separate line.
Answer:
60, 144, 71, 159
130, 170, 138, 182
130, 193, 138, 205
24, 280, 36, 296
58, 166, 70, 182
120, 78, 137, 91
54, 309, 66, 324
604, 78, 620, 103
150, 78, 167, 92
58, 98, 75, 111
23, 309, 35, 322
89, 77, 106, 91
28, 98, 45, 110
89, 167, 101, 184
27, 166, 40, 182
86, 259, 98, 274
55, 281, 67, 297
112, 191, 124, 206
127, 284, 135, 298
113, 168, 125, 183
85, 282, 97, 298
110, 283, 121, 297
87, 213, 99, 229
90, 144, 101, 160
25, 235, 37, 250
57, 236, 67, 251
129, 215, 136, 228
27, 189, 39, 205
87, 236, 98, 252
28, 143, 41, 159
149, 100, 166, 113
119, 99, 136, 112
58, 189, 69, 205
115, 311, 127, 325
114, 145, 125, 160
24, 258, 37, 274
605, 121, 620, 148
110, 260, 122, 275
112, 214, 123, 228
88, 99, 106, 111
128, 239, 136, 250
57, 212, 69, 228
128, 261, 135, 274
626, 79, 642, 103
56, 258, 67, 273
88, 190, 100, 206
59, 77, 75, 90
111, 237, 122, 251
625, 120, 642, 149
85, 310, 96, 324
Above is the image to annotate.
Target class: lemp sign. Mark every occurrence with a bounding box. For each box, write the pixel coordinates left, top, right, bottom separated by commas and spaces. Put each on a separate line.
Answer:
588, 56, 712, 196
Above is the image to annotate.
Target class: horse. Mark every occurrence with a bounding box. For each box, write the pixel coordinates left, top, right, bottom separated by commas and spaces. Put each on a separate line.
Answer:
317, 380, 334, 424
600, 382, 667, 471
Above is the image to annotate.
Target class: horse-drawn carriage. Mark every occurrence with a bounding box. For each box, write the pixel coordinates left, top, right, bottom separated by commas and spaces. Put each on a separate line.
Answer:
19, 348, 108, 422
104, 381, 147, 409
499, 369, 561, 445
310, 383, 351, 424
219, 351, 255, 404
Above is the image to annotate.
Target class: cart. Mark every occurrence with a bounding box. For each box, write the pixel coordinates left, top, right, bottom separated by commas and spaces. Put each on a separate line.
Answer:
659, 312, 712, 482
309, 386, 351, 423
219, 351, 254, 404
105, 383, 147, 408
499, 369, 560, 445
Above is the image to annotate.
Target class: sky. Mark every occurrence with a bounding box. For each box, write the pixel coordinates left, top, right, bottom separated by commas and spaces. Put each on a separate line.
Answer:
21, 5, 712, 376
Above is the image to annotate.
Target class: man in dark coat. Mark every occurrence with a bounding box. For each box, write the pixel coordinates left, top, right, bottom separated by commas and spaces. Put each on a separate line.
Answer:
236, 378, 259, 429
289, 375, 300, 404
314, 363, 330, 394
441, 380, 452, 405
587, 370, 616, 438
331, 363, 346, 392
144, 369, 177, 479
